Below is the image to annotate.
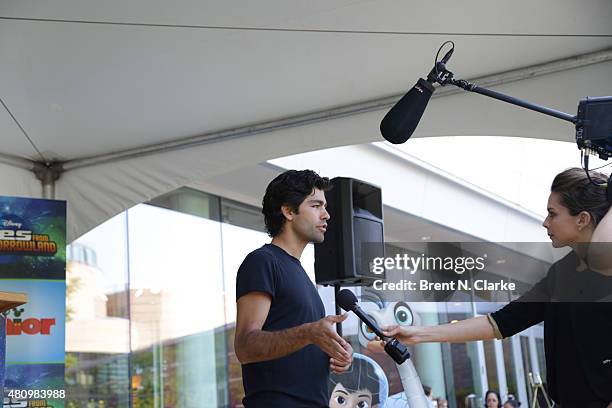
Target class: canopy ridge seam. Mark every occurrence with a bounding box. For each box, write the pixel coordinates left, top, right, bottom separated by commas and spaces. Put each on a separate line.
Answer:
1, 16, 611, 38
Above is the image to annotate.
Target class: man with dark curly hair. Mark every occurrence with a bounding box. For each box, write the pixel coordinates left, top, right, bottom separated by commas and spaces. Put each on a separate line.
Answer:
235, 169, 354, 407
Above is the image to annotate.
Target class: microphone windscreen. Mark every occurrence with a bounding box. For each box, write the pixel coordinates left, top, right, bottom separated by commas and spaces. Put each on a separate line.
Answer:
336, 289, 358, 311
380, 78, 435, 144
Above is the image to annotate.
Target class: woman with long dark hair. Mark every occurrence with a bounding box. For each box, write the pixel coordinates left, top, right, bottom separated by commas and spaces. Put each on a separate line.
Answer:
371, 168, 612, 407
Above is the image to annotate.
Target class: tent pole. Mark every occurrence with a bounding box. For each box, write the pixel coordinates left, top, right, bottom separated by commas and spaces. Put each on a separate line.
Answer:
33, 164, 63, 200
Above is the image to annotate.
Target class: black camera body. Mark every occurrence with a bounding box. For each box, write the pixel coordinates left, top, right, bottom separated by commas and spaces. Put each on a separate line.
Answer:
576, 96, 612, 160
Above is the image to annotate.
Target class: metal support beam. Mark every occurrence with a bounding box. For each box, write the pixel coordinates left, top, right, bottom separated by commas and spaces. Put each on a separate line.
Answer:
1, 49, 610, 174
60, 47, 612, 172
0, 153, 37, 171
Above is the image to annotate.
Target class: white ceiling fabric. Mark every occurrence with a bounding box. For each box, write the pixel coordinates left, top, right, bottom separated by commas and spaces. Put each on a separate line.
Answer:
1, 0, 611, 240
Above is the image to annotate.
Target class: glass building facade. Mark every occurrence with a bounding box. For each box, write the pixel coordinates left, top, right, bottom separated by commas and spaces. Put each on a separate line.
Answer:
65, 187, 547, 408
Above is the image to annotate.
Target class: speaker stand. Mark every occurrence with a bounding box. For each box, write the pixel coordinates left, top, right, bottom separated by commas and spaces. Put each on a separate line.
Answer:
334, 284, 343, 336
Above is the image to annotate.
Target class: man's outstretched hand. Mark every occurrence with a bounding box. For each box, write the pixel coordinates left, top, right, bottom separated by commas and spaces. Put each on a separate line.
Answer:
308, 314, 353, 368
330, 341, 353, 374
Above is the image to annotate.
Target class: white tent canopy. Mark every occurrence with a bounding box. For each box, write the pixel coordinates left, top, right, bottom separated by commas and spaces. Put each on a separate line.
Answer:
1, 0, 611, 241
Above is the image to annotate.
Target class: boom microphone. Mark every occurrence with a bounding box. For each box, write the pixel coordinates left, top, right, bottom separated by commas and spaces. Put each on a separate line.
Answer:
379, 42, 455, 144
337, 289, 411, 364
380, 41, 612, 169
380, 78, 435, 144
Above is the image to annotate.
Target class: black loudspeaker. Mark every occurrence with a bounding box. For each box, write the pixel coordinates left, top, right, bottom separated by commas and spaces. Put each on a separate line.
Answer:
315, 177, 385, 286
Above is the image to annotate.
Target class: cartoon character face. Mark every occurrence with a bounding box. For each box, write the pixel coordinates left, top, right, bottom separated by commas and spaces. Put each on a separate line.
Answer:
330, 383, 374, 408
352, 298, 431, 408
357, 301, 417, 348
329, 353, 388, 408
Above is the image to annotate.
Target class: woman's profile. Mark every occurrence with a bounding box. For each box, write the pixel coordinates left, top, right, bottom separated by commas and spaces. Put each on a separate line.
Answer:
370, 168, 612, 408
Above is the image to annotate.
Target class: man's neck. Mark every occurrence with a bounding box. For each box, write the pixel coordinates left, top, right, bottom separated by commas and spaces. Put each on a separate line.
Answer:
271, 233, 307, 260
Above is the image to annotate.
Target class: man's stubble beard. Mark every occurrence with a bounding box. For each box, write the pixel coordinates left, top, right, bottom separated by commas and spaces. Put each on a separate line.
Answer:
297, 226, 325, 245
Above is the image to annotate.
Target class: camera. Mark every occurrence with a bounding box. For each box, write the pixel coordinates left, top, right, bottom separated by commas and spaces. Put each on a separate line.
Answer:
576, 96, 612, 160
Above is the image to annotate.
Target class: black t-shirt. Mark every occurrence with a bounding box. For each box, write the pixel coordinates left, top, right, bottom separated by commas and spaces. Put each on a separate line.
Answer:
491, 252, 612, 406
236, 244, 329, 407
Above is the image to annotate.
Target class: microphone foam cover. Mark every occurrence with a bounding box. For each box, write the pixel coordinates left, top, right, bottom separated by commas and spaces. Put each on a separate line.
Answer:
336, 289, 358, 311
380, 78, 435, 144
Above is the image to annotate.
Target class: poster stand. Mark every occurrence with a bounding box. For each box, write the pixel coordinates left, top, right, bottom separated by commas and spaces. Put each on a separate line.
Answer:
0, 291, 28, 401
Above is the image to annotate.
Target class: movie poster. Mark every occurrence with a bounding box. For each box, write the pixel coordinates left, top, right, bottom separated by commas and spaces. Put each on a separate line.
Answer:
0, 316, 4, 398
0, 196, 66, 408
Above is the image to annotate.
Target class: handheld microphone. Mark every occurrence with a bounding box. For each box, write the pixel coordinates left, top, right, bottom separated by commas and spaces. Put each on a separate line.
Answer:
337, 289, 387, 339
337, 289, 411, 364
